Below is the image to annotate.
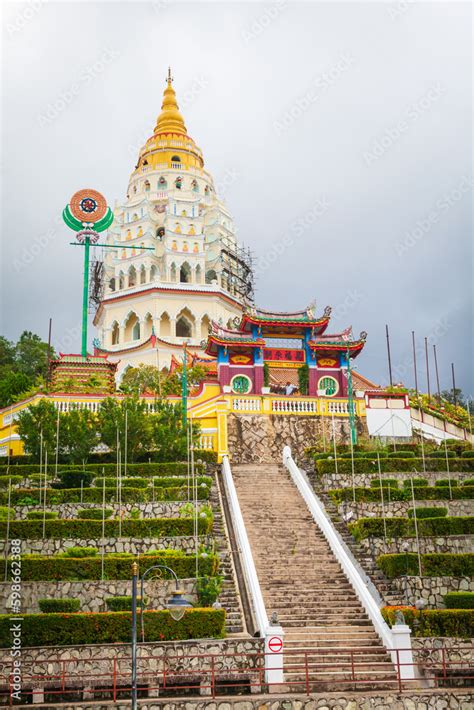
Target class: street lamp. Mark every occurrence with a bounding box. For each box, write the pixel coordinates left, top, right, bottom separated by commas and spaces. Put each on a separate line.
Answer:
131, 562, 193, 709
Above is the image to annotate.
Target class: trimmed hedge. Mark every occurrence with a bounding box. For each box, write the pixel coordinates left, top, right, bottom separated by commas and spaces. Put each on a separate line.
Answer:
377, 553, 474, 578
0, 516, 212, 540
444, 592, 474, 609
38, 598, 80, 613
0, 462, 207, 477
387, 451, 415, 458
329, 485, 474, 504
0, 485, 210, 505
435, 479, 458, 487
8, 550, 219, 581
26, 511, 59, 520
76, 508, 113, 520
316, 457, 474, 474
461, 451, 474, 458
381, 606, 473, 638
370, 479, 399, 488
93, 477, 149, 489
407, 507, 447, 519
105, 596, 148, 611
0, 476, 22, 488
0, 608, 226, 648
349, 515, 474, 541
429, 451, 456, 459
403, 478, 428, 488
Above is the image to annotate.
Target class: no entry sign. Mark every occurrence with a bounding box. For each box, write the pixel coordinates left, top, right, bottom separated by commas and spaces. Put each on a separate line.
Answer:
268, 636, 283, 653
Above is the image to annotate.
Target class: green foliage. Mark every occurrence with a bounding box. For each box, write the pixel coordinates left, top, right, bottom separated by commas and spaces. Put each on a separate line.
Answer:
0, 476, 22, 488
407, 507, 448, 519
150, 399, 199, 462
387, 451, 415, 458
93, 477, 149, 489
0, 371, 34, 408
377, 553, 474, 578
461, 451, 474, 459
0, 484, 211, 506
120, 364, 162, 395
76, 508, 113, 520
16, 400, 58, 461
60, 546, 98, 558
0, 516, 211, 540
161, 364, 211, 397
435, 479, 458, 487
0, 462, 206, 477
329, 485, 474, 504
57, 469, 94, 489
297, 364, 309, 396
26, 511, 58, 520
369, 479, 399, 488
316, 457, 474, 474
38, 598, 80, 613
403, 478, 428, 488
197, 575, 223, 606
0, 506, 13, 521
381, 606, 473, 638
105, 596, 148, 611
349, 515, 474, 541
98, 395, 152, 462
263, 363, 270, 387
0, 609, 226, 648
429, 450, 456, 459
444, 592, 474, 609
59, 408, 99, 464
463, 479, 474, 486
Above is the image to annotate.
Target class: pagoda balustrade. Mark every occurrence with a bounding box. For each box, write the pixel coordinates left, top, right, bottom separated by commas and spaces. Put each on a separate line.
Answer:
230, 395, 365, 417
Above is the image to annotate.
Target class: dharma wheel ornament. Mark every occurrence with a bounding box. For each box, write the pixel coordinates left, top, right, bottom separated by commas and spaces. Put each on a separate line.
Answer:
63, 188, 114, 243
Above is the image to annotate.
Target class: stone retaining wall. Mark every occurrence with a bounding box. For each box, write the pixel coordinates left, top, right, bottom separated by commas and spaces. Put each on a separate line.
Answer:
319, 470, 473, 490
0, 578, 197, 614
385, 575, 473, 607
13, 501, 204, 520
337, 500, 473, 520
357, 534, 472, 557
0, 535, 211, 556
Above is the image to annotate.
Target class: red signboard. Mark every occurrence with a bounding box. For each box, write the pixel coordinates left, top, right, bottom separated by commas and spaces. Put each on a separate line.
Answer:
264, 348, 305, 363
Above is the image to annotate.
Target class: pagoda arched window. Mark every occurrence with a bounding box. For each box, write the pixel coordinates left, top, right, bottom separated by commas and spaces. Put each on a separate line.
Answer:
150, 265, 158, 281
180, 262, 191, 283
140, 266, 146, 284
144, 180, 150, 192
109, 277, 116, 292
132, 321, 140, 340
205, 269, 217, 284
171, 155, 181, 163
128, 266, 137, 288
111, 322, 119, 345
318, 376, 339, 397
176, 309, 194, 338
119, 272, 125, 289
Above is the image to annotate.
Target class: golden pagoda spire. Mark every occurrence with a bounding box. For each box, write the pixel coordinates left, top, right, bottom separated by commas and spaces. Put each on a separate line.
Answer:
154, 68, 187, 136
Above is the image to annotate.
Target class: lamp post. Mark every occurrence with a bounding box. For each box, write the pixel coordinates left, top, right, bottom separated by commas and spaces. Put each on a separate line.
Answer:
131, 563, 192, 709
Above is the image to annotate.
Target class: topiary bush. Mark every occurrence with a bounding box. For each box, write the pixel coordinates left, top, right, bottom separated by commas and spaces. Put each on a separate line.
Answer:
429, 451, 456, 459
381, 606, 473, 638
435, 479, 458, 487
76, 508, 113, 520
407, 507, 448, 519
0, 608, 226, 647
105, 596, 148, 611
93, 477, 149, 489
349, 515, 474, 541
461, 451, 474, 459
387, 451, 416, 458
370, 479, 399, 488
0, 476, 23, 489
444, 592, 474, 609
58, 469, 94, 489
377, 552, 474, 578
60, 546, 98, 558
38, 598, 80, 613
403, 478, 428, 488
26, 511, 59, 520
0, 507, 13, 521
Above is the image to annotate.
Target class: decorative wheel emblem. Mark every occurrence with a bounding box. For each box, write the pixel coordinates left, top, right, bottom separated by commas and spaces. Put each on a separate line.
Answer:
80, 197, 97, 213
70, 189, 107, 223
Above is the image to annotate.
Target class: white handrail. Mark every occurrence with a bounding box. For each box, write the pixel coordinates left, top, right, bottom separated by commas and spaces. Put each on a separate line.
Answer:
221, 455, 269, 635
282, 445, 394, 650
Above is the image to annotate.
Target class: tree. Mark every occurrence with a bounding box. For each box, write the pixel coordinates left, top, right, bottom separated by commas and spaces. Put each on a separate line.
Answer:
441, 388, 466, 409
0, 336, 15, 372
16, 400, 58, 461
150, 400, 199, 462
161, 364, 210, 396
120, 364, 163, 395
60, 408, 99, 464
97, 396, 152, 462
14, 331, 53, 380
0, 371, 33, 408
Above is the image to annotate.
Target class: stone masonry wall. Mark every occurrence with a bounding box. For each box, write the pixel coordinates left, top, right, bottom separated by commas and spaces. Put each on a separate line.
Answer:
388, 575, 473, 607
320, 471, 474, 490
228, 413, 367, 463
0, 578, 197, 614
357, 534, 472, 557
13, 501, 204, 520
337, 500, 473, 520
0, 535, 211, 556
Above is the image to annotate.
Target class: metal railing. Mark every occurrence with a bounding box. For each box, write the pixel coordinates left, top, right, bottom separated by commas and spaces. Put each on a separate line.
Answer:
3, 647, 473, 704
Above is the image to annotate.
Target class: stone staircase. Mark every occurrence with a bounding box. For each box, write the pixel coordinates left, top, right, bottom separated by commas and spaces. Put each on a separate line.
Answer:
209, 472, 245, 635
232, 463, 398, 690
311, 478, 401, 606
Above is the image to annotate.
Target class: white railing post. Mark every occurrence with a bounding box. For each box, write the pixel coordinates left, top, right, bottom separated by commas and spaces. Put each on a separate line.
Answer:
390, 623, 415, 680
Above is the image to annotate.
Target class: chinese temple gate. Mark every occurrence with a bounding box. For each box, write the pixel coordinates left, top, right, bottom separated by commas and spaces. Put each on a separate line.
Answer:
204, 305, 367, 397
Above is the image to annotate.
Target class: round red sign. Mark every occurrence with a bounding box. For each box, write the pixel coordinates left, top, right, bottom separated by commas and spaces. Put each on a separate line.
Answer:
268, 636, 283, 653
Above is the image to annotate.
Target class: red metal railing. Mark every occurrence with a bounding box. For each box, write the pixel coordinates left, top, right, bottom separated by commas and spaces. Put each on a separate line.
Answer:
2, 646, 473, 705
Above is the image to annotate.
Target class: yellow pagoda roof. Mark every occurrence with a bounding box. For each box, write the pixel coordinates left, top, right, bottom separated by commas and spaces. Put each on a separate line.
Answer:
153, 68, 187, 136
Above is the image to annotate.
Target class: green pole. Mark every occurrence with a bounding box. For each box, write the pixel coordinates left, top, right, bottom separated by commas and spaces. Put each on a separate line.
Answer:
182, 345, 188, 427
347, 348, 357, 445
81, 236, 90, 357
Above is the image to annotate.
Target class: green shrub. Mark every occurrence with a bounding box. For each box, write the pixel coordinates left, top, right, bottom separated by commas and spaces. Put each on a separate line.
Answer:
377, 553, 474, 578
0, 484, 210, 506
93, 477, 149, 489
0, 476, 23, 488
461, 451, 474, 459
370, 479, 399, 488
463, 479, 474, 486
60, 546, 98, 558
381, 606, 473, 638
429, 451, 456, 459
58, 470, 94, 489
152, 476, 212, 489
0, 608, 225, 648
403, 478, 429, 488
26, 511, 59, 520
105, 596, 148, 611
407, 507, 448, 519
0, 507, 13, 521
444, 592, 474, 609
435, 479, 459, 487
38, 598, 80, 613
349, 515, 474, 541
316, 457, 474, 475
329, 485, 474, 504
76, 508, 113, 520
8, 550, 218, 581
387, 451, 415, 458
0, 516, 211, 540
197, 576, 223, 606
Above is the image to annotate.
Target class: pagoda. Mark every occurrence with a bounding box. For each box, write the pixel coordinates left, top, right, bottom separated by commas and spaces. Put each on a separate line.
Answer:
94, 70, 253, 378
204, 304, 367, 397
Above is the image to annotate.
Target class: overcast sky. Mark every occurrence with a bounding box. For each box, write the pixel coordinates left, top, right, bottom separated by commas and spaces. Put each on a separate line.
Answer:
2, 1, 472, 396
